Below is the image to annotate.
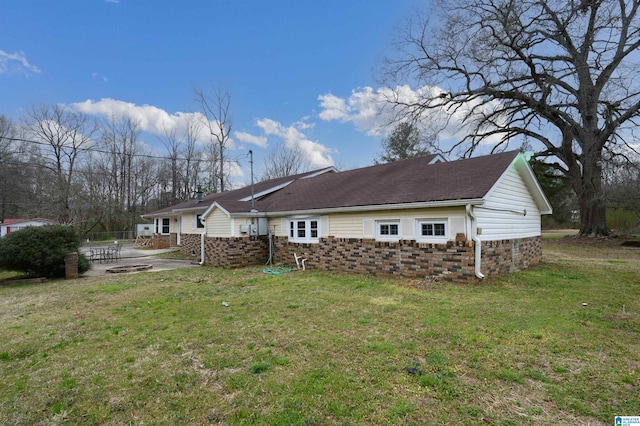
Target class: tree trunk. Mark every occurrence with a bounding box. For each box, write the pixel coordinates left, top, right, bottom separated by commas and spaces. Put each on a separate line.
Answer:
578, 189, 609, 237
576, 151, 610, 237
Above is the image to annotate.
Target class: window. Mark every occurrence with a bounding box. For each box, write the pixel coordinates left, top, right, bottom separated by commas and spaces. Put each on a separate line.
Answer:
196, 214, 205, 229
376, 220, 400, 241
417, 220, 447, 242
155, 218, 170, 234
289, 218, 319, 243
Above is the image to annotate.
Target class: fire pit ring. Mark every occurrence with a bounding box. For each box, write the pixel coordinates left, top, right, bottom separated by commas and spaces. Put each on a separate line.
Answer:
106, 264, 153, 274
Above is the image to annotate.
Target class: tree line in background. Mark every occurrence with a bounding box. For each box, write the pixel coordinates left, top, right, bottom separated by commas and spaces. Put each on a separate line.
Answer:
0, 108, 203, 237
0, 88, 315, 239
2, 96, 639, 240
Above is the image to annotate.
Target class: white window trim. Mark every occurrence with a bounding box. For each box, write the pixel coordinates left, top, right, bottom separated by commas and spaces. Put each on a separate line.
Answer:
195, 213, 205, 229
288, 217, 320, 243
156, 217, 171, 235
376, 220, 401, 241
416, 218, 448, 243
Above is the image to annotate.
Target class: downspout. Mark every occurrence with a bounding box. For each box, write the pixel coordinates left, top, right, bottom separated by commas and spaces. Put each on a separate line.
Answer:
199, 217, 206, 265
466, 204, 485, 279
196, 185, 206, 265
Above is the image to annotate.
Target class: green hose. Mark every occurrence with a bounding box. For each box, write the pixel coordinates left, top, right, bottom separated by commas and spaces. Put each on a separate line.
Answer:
262, 266, 293, 275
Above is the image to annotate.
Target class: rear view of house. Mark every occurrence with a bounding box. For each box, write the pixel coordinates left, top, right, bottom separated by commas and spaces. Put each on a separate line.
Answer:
142, 150, 552, 282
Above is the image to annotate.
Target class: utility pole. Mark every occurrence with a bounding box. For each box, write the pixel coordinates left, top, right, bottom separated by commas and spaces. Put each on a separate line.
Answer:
249, 149, 256, 212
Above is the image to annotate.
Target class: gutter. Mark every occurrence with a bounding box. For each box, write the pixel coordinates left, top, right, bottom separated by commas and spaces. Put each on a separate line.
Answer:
230, 199, 485, 218
466, 204, 485, 280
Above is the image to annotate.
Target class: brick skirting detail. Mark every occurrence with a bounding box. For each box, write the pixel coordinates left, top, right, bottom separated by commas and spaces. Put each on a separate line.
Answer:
152, 233, 173, 249
271, 235, 542, 282
185, 234, 542, 282
202, 236, 269, 268
481, 236, 542, 276
272, 236, 476, 282
180, 233, 202, 257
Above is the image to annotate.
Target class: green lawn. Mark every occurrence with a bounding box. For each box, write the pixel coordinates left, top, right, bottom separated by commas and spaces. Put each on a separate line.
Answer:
1, 239, 638, 425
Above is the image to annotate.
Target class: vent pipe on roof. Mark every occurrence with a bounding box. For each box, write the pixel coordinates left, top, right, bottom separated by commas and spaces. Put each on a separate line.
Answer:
196, 185, 203, 203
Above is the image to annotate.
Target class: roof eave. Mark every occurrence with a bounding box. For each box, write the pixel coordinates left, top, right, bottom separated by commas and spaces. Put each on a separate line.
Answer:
229, 198, 485, 217
202, 201, 231, 220
141, 204, 209, 219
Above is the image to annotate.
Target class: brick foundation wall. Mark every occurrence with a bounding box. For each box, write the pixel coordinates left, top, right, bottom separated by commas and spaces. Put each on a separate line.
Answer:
269, 235, 541, 282
272, 236, 477, 282
195, 234, 542, 282
152, 233, 172, 249
203, 236, 269, 268
481, 236, 542, 276
180, 233, 201, 257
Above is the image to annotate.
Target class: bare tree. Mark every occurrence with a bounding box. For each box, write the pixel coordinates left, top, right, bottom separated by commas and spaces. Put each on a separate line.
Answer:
158, 127, 183, 205
0, 116, 21, 222
181, 115, 203, 199
384, 0, 640, 236
101, 116, 143, 232
24, 105, 98, 224
260, 143, 309, 181
158, 115, 204, 202
195, 87, 232, 192
603, 153, 640, 231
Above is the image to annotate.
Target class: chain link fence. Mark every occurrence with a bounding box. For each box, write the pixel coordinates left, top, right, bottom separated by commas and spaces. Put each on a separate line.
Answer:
85, 230, 137, 242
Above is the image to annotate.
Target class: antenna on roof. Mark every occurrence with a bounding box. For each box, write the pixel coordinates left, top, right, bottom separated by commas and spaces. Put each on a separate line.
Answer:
249, 150, 257, 213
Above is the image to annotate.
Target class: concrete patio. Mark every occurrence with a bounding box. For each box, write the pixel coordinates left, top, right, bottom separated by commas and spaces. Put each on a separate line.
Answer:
80, 243, 199, 277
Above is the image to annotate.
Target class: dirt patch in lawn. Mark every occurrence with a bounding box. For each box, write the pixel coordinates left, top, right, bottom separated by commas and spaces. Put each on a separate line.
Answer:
543, 234, 640, 264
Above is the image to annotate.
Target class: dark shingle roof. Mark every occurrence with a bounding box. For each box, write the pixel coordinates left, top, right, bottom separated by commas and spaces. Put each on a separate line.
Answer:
217, 150, 520, 213
143, 167, 334, 216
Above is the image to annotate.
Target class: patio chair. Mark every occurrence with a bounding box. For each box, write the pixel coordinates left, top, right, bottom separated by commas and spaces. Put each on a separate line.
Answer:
88, 248, 99, 262
112, 243, 123, 261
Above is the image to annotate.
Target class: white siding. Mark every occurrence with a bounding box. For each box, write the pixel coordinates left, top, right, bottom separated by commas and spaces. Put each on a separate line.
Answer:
271, 216, 329, 238
0, 220, 56, 237
475, 166, 541, 240
275, 218, 288, 237
328, 207, 467, 240
180, 212, 205, 235
233, 217, 254, 236
207, 208, 233, 237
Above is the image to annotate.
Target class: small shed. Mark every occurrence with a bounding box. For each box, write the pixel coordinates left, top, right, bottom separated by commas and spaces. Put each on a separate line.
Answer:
0, 218, 58, 238
136, 223, 153, 238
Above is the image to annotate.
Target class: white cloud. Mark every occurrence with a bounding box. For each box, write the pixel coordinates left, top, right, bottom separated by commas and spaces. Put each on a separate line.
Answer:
318, 85, 505, 145
0, 49, 41, 75
294, 116, 315, 130
255, 118, 334, 168
91, 72, 108, 83
234, 131, 267, 148
69, 98, 229, 145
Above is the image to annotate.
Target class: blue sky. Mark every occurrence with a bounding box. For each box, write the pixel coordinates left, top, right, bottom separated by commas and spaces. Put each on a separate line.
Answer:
1, 1, 443, 183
